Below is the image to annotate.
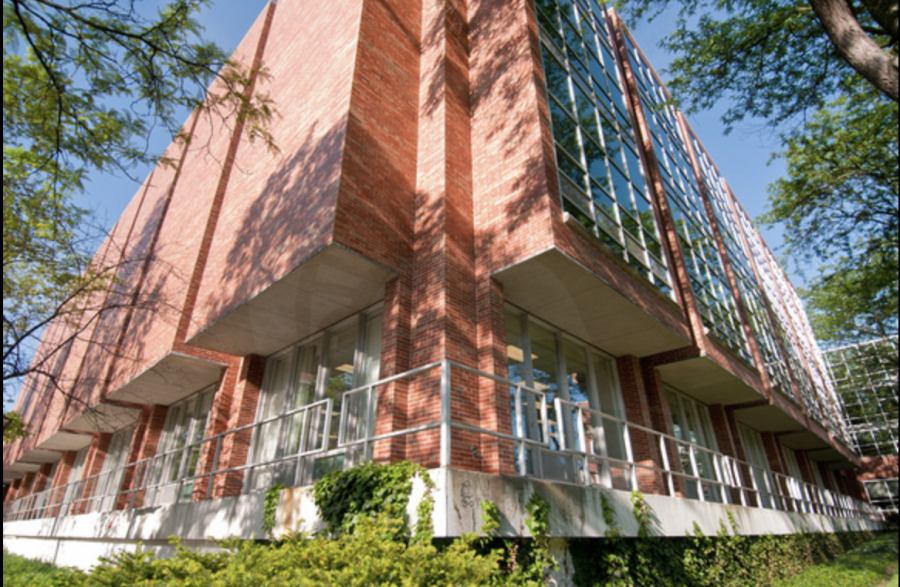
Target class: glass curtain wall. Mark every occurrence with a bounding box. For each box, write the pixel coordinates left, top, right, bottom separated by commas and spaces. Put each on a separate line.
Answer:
624, 39, 750, 363
535, 0, 673, 295
665, 387, 723, 502
247, 308, 383, 490
505, 306, 628, 487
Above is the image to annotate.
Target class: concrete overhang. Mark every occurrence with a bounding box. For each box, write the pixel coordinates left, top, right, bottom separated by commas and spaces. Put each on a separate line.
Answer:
777, 430, 832, 452
4, 462, 41, 474
64, 403, 142, 434
733, 404, 807, 433
3, 469, 25, 482
17, 449, 63, 465
34, 431, 94, 452
492, 247, 690, 357
656, 354, 763, 405
187, 245, 396, 357
105, 352, 226, 406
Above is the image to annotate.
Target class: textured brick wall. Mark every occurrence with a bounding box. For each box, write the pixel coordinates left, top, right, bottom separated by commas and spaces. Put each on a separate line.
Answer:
75, 433, 112, 514
207, 355, 266, 499
187, 0, 360, 338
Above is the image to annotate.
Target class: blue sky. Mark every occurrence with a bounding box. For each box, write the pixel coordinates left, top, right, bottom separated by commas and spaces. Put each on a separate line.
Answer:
78, 0, 794, 270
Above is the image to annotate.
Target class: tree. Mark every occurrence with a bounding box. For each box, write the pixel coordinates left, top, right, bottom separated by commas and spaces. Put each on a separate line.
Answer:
2, 0, 276, 435
766, 85, 898, 344
618, 0, 899, 346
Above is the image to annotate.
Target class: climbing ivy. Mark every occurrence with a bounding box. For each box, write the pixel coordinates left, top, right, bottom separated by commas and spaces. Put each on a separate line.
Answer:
570, 494, 874, 587
311, 461, 434, 540
261, 482, 285, 537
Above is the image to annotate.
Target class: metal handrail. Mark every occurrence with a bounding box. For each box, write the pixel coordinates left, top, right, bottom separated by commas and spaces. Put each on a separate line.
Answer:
3, 359, 880, 523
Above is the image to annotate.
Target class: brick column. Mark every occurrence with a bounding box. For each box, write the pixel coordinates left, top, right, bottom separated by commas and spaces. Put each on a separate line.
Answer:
75, 433, 112, 514
47, 451, 78, 516
374, 276, 412, 464
208, 356, 265, 500
6, 479, 22, 503
17, 472, 37, 500
408, 0, 478, 471
117, 404, 168, 509
793, 450, 817, 485
192, 369, 236, 501
817, 462, 836, 492
760, 432, 787, 475
476, 278, 515, 475
616, 355, 667, 495
32, 463, 54, 494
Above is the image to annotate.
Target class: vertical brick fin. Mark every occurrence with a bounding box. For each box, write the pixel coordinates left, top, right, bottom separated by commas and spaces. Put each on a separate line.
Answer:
606, 11, 704, 347
761, 431, 787, 475
62, 165, 160, 420
175, 0, 277, 343
676, 113, 773, 398
94, 110, 204, 403
118, 404, 168, 509
5, 480, 22, 504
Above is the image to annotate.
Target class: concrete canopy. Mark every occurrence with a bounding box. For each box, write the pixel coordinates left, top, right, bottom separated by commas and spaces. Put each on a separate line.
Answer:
656, 354, 764, 406
187, 245, 396, 357
17, 449, 63, 464
493, 247, 690, 357
34, 431, 94, 452
64, 403, 142, 434
105, 352, 226, 406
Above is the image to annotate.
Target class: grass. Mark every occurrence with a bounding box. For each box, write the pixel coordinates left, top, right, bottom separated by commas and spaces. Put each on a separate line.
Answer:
775, 532, 898, 587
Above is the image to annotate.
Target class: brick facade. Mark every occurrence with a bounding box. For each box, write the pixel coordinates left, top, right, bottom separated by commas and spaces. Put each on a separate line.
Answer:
3, 0, 869, 524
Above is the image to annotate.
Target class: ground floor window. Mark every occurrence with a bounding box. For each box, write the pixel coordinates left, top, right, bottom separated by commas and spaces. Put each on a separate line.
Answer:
504, 306, 627, 486
740, 424, 779, 509
666, 387, 723, 502
247, 307, 383, 490
149, 386, 216, 504
93, 425, 135, 511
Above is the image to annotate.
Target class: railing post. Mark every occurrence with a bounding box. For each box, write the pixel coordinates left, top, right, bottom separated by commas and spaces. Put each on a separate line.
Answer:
365, 384, 377, 461
658, 435, 674, 496
515, 385, 527, 476
206, 438, 223, 500
440, 360, 451, 468
623, 423, 638, 491
554, 398, 566, 453
687, 445, 703, 502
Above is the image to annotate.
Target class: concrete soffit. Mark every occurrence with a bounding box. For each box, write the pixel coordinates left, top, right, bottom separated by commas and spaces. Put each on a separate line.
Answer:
186, 244, 396, 357
105, 352, 227, 407
492, 247, 690, 357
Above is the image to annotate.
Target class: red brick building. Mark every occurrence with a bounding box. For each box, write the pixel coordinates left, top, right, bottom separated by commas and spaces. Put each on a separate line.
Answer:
2, 0, 880, 567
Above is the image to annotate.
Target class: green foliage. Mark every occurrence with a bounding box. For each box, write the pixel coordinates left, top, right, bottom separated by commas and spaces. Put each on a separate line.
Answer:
630, 491, 652, 538
2, 549, 83, 587
311, 461, 434, 540
765, 87, 898, 344
480, 500, 501, 536
261, 482, 285, 537
569, 528, 879, 587
3, 410, 29, 443
618, 0, 899, 346
617, 0, 894, 128
775, 531, 898, 587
